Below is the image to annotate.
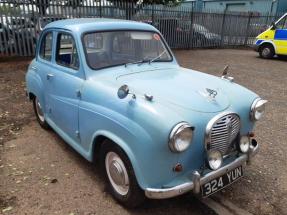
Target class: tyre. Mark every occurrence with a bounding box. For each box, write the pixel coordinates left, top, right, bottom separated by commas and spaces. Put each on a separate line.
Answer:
259, 44, 275, 59
33, 97, 49, 129
100, 140, 145, 208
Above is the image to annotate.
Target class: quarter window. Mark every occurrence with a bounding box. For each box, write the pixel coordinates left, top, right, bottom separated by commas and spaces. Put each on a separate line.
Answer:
56, 33, 79, 70
39, 32, 53, 61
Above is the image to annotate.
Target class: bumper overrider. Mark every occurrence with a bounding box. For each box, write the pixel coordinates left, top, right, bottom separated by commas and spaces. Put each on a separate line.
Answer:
145, 139, 259, 199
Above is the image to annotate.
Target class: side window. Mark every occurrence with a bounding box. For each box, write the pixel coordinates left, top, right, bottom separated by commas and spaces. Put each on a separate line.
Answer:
276, 16, 287, 29
56, 33, 79, 70
39, 32, 53, 61
284, 17, 287, 29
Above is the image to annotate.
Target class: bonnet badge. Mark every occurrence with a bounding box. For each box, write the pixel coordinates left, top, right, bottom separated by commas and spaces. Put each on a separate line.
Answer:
206, 88, 218, 98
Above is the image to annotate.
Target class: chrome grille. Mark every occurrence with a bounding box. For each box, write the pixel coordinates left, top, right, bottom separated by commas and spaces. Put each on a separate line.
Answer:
206, 113, 240, 155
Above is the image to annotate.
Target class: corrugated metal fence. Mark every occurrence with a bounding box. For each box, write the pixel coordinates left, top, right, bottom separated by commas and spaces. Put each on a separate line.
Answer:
0, 0, 283, 56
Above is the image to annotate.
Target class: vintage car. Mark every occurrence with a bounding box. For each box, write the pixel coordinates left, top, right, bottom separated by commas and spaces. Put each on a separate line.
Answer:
26, 18, 267, 207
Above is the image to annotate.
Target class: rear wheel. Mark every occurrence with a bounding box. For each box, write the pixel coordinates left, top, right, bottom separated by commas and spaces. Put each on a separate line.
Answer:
33, 97, 49, 129
100, 140, 145, 208
259, 44, 275, 59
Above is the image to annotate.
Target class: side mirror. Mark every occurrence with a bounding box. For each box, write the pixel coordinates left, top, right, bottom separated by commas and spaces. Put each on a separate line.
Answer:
221, 65, 234, 82
117, 85, 130, 99
222, 65, 229, 76
271, 22, 276, 30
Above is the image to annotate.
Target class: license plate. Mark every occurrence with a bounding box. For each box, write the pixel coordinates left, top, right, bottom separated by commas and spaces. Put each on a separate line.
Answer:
201, 166, 243, 197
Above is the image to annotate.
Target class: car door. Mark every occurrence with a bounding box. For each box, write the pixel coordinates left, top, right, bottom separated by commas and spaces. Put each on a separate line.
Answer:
36, 30, 54, 114
46, 30, 84, 143
274, 14, 287, 55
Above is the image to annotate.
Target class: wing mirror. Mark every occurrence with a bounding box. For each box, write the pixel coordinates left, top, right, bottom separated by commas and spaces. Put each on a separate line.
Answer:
117, 85, 136, 99
221, 65, 234, 82
271, 21, 277, 30
222, 65, 229, 76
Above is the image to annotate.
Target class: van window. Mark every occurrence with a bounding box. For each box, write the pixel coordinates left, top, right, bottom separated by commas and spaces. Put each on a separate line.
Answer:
56, 33, 79, 70
39, 32, 53, 61
277, 16, 287, 29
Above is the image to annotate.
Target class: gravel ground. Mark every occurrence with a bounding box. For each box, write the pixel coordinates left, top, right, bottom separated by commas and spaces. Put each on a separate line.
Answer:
0, 49, 286, 215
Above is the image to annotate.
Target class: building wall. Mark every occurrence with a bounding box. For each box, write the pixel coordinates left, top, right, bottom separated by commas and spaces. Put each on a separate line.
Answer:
201, 0, 275, 15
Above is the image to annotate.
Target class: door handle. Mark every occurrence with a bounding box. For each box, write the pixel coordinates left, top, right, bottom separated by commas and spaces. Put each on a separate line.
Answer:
46, 74, 54, 80
31, 66, 38, 71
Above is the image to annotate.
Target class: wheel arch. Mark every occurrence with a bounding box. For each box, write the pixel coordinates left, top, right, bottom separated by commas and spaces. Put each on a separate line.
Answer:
259, 41, 276, 53
26, 71, 46, 111
90, 130, 146, 189
28, 92, 36, 101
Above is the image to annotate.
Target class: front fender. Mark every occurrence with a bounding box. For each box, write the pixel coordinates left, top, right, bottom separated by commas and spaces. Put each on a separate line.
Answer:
90, 129, 145, 186
79, 100, 182, 190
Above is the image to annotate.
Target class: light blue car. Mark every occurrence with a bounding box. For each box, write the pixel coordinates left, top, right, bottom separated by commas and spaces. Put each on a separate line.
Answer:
26, 18, 267, 208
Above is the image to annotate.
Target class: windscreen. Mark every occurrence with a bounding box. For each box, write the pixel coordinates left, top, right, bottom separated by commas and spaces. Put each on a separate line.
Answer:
83, 31, 172, 70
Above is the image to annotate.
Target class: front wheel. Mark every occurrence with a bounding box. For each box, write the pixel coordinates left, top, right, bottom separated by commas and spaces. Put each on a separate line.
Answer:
259, 44, 275, 59
100, 140, 145, 208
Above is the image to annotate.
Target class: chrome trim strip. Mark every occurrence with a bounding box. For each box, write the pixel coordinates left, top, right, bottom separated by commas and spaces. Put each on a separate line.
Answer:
169, 122, 194, 153
250, 98, 268, 121
144, 142, 259, 199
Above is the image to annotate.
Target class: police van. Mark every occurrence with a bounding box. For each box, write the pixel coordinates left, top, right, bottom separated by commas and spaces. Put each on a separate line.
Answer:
255, 13, 287, 59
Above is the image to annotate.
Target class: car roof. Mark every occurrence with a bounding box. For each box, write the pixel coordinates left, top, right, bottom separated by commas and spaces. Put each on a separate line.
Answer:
45, 18, 159, 34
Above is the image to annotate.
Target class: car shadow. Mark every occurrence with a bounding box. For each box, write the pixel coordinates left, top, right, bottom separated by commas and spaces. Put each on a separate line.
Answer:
255, 55, 287, 61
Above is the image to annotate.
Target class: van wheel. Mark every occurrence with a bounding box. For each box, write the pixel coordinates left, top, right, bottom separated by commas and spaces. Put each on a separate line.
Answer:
100, 140, 145, 208
33, 97, 49, 129
259, 44, 275, 59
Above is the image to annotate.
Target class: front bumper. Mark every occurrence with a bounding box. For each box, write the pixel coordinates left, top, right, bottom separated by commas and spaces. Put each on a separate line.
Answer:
145, 139, 259, 199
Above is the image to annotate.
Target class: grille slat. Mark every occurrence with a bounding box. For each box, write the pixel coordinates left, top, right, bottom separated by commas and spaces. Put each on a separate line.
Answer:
207, 113, 240, 155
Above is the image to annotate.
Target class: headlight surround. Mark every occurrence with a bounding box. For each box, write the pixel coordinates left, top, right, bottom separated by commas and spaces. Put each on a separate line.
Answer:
169, 122, 194, 153
239, 136, 250, 153
207, 150, 223, 170
250, 98, 268, 121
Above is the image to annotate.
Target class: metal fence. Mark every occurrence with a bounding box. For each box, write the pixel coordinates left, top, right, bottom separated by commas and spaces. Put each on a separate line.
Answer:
0, 0, 284, 56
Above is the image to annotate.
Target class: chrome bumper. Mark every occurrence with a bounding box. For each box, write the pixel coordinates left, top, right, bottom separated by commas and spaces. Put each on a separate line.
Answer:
145, 139, 259, 199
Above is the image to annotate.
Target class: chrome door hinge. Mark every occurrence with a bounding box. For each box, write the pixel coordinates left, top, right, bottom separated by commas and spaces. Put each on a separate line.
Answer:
76, 89, 81, 98
75, 130, 80, 139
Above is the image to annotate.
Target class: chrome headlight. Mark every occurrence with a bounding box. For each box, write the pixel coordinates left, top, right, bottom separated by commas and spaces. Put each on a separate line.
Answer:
250, 98, 268, 121
169, 122, 194, 153
207, 150, 223, 170
239, 136, 250, 153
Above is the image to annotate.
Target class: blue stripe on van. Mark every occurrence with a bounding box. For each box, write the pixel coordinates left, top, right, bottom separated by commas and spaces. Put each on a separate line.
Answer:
256, 40, 263, 45
274, 29, 287, 40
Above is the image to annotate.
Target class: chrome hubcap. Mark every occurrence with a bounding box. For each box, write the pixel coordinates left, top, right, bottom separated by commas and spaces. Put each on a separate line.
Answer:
262, 47, 271, 57
35, 98, 45, 122
105, 152, 129, 195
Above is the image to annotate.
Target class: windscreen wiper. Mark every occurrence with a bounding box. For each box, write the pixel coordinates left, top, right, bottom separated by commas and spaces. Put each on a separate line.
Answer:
149, 50, 167, 64
124, 59, 150, 67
